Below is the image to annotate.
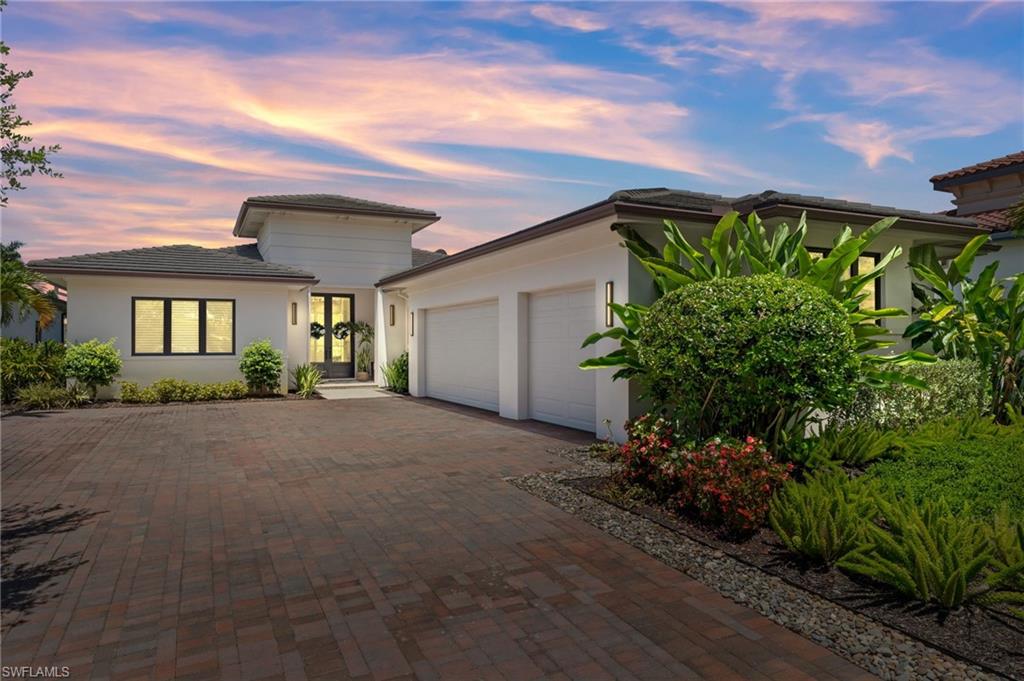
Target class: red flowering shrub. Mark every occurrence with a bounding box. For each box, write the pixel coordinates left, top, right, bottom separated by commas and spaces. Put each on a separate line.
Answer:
670, 436, 792, 536
617, 414, 680, 499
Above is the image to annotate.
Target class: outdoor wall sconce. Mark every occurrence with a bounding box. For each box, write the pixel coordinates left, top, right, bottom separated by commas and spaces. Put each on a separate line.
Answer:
410, 311, 415, 336
605, 281, 614, 327
291, 302, 297, 325
389, 304, 395, 326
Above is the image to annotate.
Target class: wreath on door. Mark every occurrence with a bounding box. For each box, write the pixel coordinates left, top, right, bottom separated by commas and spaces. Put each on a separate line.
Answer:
309, 321, 326, 340
332, 322, 351, 341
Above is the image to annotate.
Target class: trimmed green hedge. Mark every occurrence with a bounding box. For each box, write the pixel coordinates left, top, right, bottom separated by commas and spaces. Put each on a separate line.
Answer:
121, 379, 248, 404
834, 359, 989, 430
637, 275, 859, 440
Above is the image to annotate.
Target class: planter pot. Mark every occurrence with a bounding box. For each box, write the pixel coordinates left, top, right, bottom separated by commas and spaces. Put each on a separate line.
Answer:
356, 371, 370, 382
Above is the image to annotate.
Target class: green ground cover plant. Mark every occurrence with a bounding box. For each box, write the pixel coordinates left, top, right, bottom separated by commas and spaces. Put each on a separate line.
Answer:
864, 415, 1024, 520
120, 379, 248, 403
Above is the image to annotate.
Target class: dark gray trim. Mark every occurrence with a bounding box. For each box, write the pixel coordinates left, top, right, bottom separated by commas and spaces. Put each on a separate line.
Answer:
234, 199, 440, 236
132, 297, 236, 357
37, 267, 317, 285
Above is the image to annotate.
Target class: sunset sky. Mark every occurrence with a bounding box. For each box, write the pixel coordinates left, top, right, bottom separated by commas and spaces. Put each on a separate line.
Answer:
4, 1, 1022, 260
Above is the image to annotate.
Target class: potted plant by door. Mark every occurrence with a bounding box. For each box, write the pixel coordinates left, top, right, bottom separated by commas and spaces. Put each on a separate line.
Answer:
333, 320, 375, 381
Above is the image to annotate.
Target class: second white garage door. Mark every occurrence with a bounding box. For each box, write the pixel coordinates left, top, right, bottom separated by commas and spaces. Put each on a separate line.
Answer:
528, 286, 596, 432
425, 301, 499, 411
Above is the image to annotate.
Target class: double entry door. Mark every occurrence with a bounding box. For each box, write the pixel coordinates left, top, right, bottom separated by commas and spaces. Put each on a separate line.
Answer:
310, 293, 354, 378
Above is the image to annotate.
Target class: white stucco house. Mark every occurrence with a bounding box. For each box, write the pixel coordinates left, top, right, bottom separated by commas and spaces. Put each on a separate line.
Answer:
30, 188, 988, 440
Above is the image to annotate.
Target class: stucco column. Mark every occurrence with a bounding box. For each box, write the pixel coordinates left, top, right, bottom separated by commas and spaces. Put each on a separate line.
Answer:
498, 291, 529, 419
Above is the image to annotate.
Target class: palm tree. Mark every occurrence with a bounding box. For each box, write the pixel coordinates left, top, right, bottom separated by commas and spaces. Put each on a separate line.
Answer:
1, 241, 55, 328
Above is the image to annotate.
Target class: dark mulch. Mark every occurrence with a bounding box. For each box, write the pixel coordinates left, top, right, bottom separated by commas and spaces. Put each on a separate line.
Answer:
569, 475, 1024, 681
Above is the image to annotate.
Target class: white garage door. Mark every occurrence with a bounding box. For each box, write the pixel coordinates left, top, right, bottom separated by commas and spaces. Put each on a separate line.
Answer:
425, 301, 499, 411
528, 286, 596, 432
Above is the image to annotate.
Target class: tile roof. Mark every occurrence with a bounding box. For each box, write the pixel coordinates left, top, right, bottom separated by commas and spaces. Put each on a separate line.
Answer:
609, 188, 726, 212
29, 244, 318, 282
244, 193, 437, 217
930, 151, 1024, 183
964, 209, 1012, 232
411, 248, 448, 267
730, 190, 979, 227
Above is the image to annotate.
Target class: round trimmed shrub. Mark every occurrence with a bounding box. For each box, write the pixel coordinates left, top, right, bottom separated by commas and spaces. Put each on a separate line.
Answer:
239, 339, 283, 394
637, 275, 859, 439
64, 338, 122, 399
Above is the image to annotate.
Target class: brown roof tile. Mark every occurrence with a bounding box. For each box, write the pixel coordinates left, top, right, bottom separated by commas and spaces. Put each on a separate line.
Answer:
930, 151, 1024, 183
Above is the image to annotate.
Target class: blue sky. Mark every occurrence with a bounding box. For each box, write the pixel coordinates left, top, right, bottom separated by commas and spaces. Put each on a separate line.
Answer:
4, 1, 1023, 258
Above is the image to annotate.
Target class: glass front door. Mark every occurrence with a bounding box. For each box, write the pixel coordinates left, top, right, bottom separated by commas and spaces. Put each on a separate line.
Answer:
310, 293, 354, 378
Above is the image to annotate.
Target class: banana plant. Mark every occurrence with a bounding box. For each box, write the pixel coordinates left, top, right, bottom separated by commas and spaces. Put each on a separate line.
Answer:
904, 235, 1024, 421
582, 210, 930, 390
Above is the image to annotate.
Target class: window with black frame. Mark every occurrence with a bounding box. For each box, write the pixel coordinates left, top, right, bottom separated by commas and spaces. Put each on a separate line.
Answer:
806, 248, 883, 311
132, 297, 235, 355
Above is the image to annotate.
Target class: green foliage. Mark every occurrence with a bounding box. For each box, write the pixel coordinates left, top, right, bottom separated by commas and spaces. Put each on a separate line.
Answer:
238, 339, 283, 394
0, 1, 62, 206
1, 241, 57, 328
981, 507, 1024, 618
834, 359, 990, 431
120, 379, 248, 403
381, 352, 409, 393
61, 382, 90, 407
636, 275, 859, 448
63, 338, 121, 399
838, 497, 1023, 610
583, 211, 931, 394
904, 237, 1024, 421
334, 320, 374, 373
0, 337, 65, 402
864, 415, 1024, 519
796, 422, 905, 469
769, 469, 876, 566
291, 363, 323, 398
15, 382, 83, 410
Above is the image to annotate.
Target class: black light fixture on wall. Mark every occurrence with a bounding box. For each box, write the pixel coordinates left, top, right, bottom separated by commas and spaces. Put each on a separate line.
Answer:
604, 281, 614, 327
410, 311, 415, 336
291, 302, 297, 325
389, 304, 395, 326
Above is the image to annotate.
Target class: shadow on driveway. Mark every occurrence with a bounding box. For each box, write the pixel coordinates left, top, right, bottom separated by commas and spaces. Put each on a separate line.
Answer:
1, 503, 103, 627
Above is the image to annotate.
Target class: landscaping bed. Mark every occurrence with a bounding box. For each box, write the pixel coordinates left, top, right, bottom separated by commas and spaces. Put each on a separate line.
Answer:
569, 471, 1023, 679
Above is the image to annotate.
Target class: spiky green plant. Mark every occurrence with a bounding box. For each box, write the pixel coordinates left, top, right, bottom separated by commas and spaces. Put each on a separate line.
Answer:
838, 497, 1023, 610
291, 363, 323, 399
769, 469, 875, 566
795, 422, 905, 469
980, 506, 1024, 619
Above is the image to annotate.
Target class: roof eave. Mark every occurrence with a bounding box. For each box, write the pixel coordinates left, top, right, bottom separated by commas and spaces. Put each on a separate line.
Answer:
930, 162, 1024, 190
752, 203, 987, 236
233, 200, 441, 237
31, 266, 319, 286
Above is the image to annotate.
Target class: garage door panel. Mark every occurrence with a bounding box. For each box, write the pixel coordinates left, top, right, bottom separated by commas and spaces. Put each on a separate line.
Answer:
528, 286, 596, 432
425, 301, 499, 412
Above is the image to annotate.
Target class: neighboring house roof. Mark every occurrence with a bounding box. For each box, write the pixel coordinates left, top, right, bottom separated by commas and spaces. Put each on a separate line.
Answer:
966, 208, 1013, 232
930, 151, 1024, 185
29, 244, 318, 284
412, 248, 448, 267
377, 186, 985, 287
234, 193, 440, 236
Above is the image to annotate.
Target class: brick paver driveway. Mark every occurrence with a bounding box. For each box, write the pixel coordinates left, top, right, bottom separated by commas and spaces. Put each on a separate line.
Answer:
2, 398, 874, 681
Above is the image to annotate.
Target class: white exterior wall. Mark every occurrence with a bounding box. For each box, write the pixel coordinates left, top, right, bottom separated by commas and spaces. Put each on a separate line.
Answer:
396, 216, 634, 440
374, 289, 408, 385
975, 234, 1024, 282
257, 213, 413, 287
64, 275, 292, 397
